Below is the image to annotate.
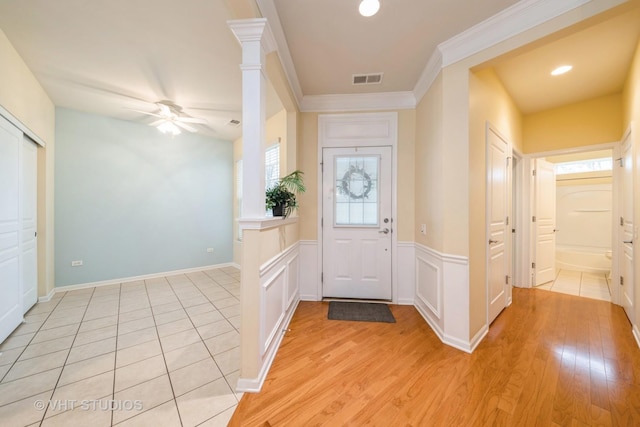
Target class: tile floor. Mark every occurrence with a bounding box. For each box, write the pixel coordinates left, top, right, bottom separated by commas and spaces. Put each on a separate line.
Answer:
535, 269, 611, 301
0, 266, 241, 427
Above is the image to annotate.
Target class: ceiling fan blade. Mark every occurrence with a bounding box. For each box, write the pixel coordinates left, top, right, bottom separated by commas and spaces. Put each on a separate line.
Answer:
174, 121, 198, 133
178, 117, 208, 124
132, 110, 165, 119
149, 119, 166, 126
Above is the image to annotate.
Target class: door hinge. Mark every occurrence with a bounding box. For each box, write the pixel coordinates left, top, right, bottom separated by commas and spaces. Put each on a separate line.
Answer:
532, 262, 536, 269
506, 157, 511, 167
506, 216, 509, 226
532, 169, 537, 177
532, 216, 536, 222
620, 217, 624, 226
620, 276, 624, 286
505, 275, 509, 285
321, 272, 323, 283
321, 218, 323, 228
617, 157, 624, 167
512, 228, 516, 234
320, 162, 324, 172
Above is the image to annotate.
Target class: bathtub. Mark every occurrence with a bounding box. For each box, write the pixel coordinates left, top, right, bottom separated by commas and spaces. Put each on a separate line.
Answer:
555, 246, 611, 275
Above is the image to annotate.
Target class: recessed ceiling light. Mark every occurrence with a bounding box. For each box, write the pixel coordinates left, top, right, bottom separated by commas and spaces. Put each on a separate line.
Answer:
359, 0, 380, 17
551, 65, 573, 76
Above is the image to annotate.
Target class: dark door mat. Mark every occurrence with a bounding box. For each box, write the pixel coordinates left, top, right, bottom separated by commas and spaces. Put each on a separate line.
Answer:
328, 301, 396, 323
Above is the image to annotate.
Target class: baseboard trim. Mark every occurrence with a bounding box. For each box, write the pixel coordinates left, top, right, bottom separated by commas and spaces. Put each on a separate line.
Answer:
38, 288, 56, 303
54, 262, 238, 293
236, 298, 300, 393
468, 325, 489, 353
396, 298, 415, 306
633, 324, 640, 350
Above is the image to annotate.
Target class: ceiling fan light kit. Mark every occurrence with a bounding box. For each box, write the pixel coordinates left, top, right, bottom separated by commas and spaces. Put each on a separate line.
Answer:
359, 0, 380, 17
137, 100, 208, 136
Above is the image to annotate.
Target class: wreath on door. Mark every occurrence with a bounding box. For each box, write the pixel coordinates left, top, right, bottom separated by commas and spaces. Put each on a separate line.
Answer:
339, 164, 373, 200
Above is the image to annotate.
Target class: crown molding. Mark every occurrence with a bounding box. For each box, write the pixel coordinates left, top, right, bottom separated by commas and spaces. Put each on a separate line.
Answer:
439, 0, 604, 67
300, 91, 416, 113
255, 0, 304, 109
413, 48, 443, 103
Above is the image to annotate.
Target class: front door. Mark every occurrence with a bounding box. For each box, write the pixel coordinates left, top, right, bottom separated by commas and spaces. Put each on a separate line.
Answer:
620, 133, 634, 323
534, 159, 557, 286
322, 146, 392, 300
487, 128, 510, 324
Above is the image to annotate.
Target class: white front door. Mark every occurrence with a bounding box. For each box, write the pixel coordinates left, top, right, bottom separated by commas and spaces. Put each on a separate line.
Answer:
534, 159, 556, 286
0, 116, 23, 343
322, 146, 392, 300
487, 128, 510, 324
22, 137, 38, 313
620, 134, 634, 323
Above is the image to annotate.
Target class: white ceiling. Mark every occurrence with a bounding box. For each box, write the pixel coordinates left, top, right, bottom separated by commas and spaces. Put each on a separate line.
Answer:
0, 0, 638, 140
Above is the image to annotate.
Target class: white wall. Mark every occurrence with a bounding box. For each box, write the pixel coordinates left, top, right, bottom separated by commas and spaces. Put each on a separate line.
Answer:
55, 108, 234, 287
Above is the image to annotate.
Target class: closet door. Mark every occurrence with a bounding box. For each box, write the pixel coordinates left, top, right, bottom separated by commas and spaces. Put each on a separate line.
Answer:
22, 137, 38, 313
0, 116, 23, 343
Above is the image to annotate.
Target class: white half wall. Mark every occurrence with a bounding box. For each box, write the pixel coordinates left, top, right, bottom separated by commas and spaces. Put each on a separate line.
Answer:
236, 242, 300, 392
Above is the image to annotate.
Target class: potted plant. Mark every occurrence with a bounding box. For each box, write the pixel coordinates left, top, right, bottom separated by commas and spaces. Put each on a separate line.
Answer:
266, 170, 305, 218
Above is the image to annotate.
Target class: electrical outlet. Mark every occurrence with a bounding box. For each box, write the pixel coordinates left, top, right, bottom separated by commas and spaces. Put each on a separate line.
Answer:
420, 224, 427, 235
71, 260, 83, 267
206, 248, 214, 253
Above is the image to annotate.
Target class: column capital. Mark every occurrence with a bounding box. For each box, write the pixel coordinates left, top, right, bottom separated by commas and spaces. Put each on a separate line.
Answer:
228, 18, 277, 55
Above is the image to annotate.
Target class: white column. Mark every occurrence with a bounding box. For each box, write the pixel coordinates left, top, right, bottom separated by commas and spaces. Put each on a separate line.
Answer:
228, 19, 277, 219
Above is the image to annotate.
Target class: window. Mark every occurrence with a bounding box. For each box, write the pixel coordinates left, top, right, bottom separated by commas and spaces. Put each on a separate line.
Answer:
555, 157, 612, 175
265, 143, 280, 190
236, 141, 281, 238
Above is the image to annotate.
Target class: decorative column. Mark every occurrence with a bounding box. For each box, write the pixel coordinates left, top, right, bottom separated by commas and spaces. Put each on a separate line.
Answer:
228, 18, 277, 220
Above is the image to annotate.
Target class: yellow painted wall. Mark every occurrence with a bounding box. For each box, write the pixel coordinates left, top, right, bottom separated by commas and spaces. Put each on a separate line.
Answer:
298, 109, 415, 242
0, 28, 56, 298
415, 74, 444, 252
468, 67, 523, 338
523, 93, 623, 153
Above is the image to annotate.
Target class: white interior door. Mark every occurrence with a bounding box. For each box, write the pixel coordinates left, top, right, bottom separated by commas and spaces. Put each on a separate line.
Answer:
620, 134, 634, 323
322, 146, 392, 300
22, 137, 38, 313
534, 159, 556, 285
0, 116, 23, 343
487, 128, 510, 324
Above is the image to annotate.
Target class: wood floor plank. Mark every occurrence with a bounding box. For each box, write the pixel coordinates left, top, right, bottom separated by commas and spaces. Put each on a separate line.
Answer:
230, 289, 640, 426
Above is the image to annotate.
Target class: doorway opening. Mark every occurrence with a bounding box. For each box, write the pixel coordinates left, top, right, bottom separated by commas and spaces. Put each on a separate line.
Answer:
529, 147, 615, 302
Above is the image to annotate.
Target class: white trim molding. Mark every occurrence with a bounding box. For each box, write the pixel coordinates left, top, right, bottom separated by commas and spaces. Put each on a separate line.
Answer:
301, 92, 416, 113
240, 216, 298, 231
258, 0, 625, 112
52, 262, 238, 293
298, 240, 320, 301
38, 288, 56, 303
633, 325, 640, 350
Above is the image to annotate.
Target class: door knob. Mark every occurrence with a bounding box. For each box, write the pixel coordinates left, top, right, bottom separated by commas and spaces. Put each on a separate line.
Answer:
488, 239, 498, 244
379, 228, 390, 234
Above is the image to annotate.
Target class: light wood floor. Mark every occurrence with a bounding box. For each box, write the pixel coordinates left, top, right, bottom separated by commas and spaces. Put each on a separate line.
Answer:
230, 288, 640, 426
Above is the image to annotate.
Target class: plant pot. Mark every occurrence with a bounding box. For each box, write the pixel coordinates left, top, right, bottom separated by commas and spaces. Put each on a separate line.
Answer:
272, 203, 285, 217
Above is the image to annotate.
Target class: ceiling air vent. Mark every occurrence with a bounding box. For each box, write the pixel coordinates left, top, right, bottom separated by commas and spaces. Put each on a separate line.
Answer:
226, 119, 241, 127
352, 73, 383, 85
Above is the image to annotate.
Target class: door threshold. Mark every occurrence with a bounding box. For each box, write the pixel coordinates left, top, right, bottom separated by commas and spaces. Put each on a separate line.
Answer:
322, 297, 393, 304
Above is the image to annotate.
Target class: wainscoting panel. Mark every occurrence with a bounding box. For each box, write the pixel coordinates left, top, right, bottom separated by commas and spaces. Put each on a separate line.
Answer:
237, 243, 300, 392
413, 243, 477, 353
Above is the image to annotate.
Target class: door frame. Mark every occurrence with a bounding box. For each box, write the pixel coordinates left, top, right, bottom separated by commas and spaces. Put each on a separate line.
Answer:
616, 126, 633, 315
317, 112, 398, 302
519, 141, 619, 300
485, 123, 513, 324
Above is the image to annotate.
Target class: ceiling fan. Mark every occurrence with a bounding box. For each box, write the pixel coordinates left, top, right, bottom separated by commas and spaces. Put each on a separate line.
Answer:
135, 100, 209, 135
